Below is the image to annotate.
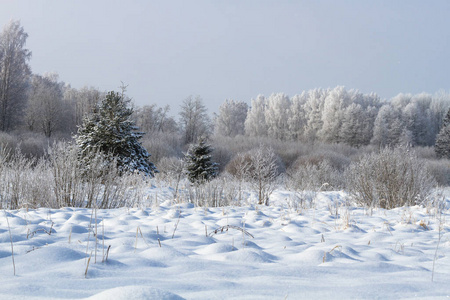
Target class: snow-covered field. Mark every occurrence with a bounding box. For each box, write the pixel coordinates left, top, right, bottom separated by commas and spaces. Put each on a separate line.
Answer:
0, 189, 449, 299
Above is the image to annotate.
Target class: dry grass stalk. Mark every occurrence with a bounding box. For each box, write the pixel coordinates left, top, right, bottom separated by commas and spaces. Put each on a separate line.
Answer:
419, 220, 429, 230
172, 215, 181, 239
102, 217, 105, 262
104, 245, 111, 262
208, 225, 254, 238
134, 227, 139, 252
432, 213, 444, 282
95, 208, 98, 263
4, 210, 15, 276
323, 245, 342, 263
85, 208, 95, 265
85, 251, 93, 278
384, 221, 393, 236
135, 226, 151, 252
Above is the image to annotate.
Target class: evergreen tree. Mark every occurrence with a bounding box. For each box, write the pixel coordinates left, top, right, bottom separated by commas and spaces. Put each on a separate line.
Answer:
435, 108, 450, 159
75, 91, 157, 176
184, 137, 218, 184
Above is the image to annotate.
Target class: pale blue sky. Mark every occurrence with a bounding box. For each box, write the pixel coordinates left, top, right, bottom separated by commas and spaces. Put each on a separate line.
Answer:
1, 0, 449, 114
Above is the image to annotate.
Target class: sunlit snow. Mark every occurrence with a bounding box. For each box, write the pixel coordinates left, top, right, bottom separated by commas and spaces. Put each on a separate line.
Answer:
0, 189, 449, 299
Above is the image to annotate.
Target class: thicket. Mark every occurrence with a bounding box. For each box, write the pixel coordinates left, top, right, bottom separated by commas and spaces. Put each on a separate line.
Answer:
346, 147, 436, 209
0, 142, 147, 209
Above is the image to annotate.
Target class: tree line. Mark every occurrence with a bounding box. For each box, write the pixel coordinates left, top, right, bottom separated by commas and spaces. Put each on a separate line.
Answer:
1, 20, 450, 209
2, 20, 450, 149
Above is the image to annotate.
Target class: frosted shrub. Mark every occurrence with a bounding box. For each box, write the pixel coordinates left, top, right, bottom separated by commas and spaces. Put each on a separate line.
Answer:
425, 159, 450, 186
288, 159, 342, 191
187, 175, 241, 207
346, 147, 436, 209
0, 141, 148, 209
245, 146, 282, 205
225, 152, 250, 204
0, 149, 53, 209
23, 159, 53, 208
0, 149, 34, 208
156, 156, 185, 199
49, 142, 85, 207
286, 161, 338, 208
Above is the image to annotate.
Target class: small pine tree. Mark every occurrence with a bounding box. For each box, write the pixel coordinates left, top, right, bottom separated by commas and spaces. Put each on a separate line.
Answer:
75, 91, 157, 176
435, 108, 450, 159
184, 137, 218, 184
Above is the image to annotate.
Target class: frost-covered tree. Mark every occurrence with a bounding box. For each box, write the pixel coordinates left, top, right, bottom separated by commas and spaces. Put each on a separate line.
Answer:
340, 103, 364, 147
288, 93, 307, 141
265, 93, 291, 141
214, 99, 248, 137
179, 95, 211, 145
302, 88, 326, 142
0, 20, 31, 131
245, 95, 267, 137
134, 104, 178, 134
25, 73, 63, 137
429, 91, 450, 144
75, 91, 157, 176
435, 108, 450, 159
371, 105, 403, 147
184, 137, 218, 184
320, 86, 351, 143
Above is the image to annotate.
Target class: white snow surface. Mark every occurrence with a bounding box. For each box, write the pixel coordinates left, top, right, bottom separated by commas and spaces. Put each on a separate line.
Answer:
0, 189, 449, 299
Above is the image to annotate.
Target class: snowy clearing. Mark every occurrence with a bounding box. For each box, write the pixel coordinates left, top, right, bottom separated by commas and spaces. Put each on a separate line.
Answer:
0, 190, 449, 299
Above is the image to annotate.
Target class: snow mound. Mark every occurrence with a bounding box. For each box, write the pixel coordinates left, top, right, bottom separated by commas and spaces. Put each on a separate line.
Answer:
87, 286, 184, 300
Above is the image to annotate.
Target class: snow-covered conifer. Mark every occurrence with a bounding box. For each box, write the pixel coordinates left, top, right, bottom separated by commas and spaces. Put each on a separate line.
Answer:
184, 137, 218, 184
75, 91, 157, 176
435, 108, 450, 159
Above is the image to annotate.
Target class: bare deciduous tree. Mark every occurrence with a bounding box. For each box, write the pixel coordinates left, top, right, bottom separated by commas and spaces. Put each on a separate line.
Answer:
244, 145, 280, 206
0, 20, 31, 131
25, 73, 63, 137
179, 95, 210, 145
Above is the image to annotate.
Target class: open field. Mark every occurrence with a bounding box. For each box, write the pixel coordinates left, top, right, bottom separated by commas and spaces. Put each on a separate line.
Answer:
0, 189, 449, 299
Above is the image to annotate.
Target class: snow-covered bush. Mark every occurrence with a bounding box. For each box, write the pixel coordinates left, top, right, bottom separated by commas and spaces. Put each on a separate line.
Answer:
156, 156, 186, 199
186, 175, 242, 207
285, 160, 338, 208
425, 159, 450, 186
225, 152, 251, 204
346, 147, 436, 209
243, 145, 282, 205
49, 142, 84, 207
0, 148, 53, 209
0, 141, 149, 209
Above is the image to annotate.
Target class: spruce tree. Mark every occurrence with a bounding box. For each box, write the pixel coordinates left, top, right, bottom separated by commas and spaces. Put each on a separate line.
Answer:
435, 108, 450, 159
75, 91, 157, 176
184, 137, 218, 184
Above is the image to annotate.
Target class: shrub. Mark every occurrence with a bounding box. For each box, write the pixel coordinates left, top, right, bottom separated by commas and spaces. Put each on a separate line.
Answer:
425, 159, 450, 186
346, 147, 436, 209
227, 145, 283, 205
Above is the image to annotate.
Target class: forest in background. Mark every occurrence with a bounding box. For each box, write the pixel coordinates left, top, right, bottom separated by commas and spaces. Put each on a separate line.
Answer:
1, 20, 450, 210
